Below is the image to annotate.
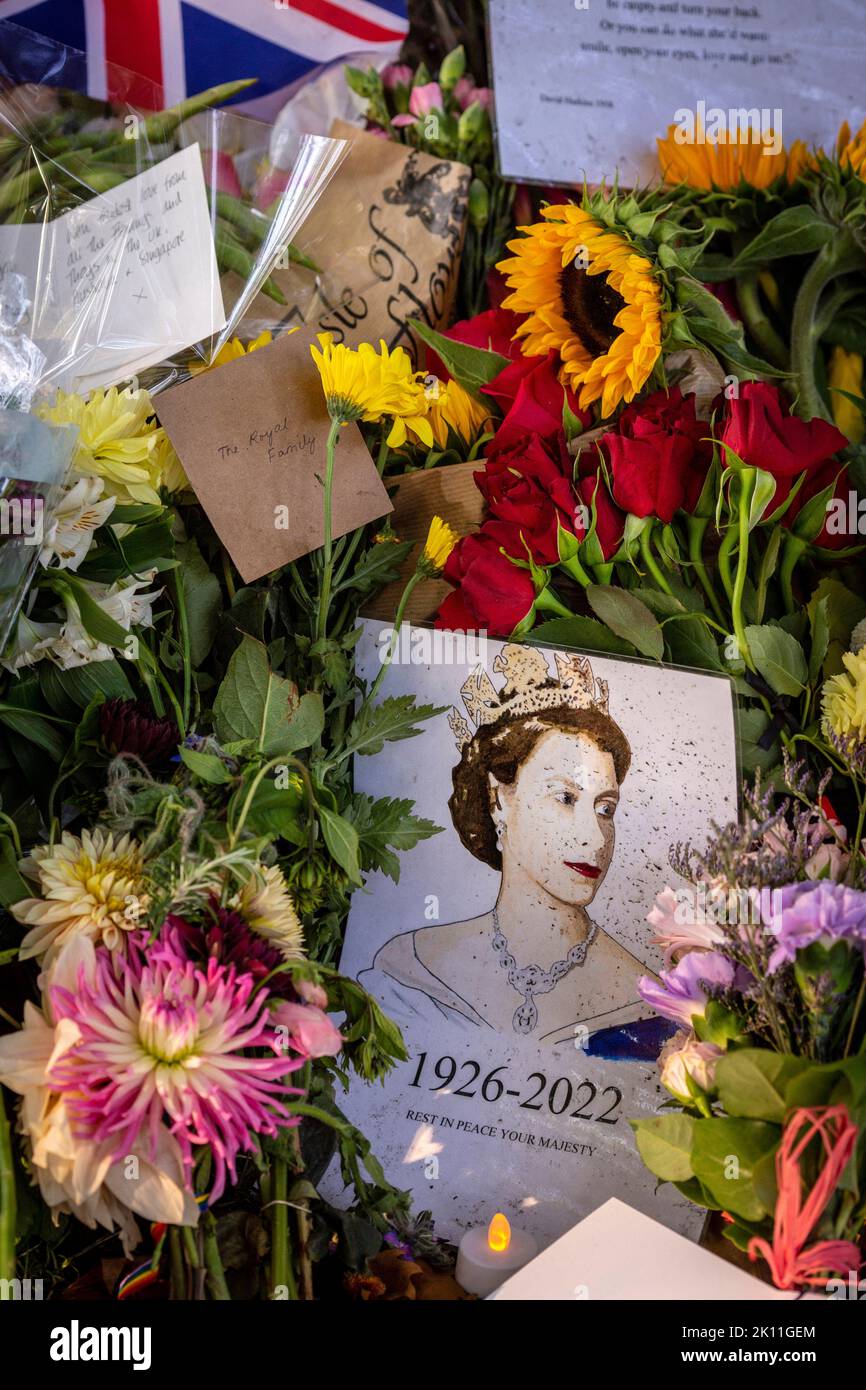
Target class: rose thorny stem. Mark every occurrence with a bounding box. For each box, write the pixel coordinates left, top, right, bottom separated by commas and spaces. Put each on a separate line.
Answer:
315, 417, 342, 644
790, 233, 866, 423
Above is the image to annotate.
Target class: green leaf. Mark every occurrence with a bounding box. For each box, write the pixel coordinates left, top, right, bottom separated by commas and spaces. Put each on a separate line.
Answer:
691, 1118, 779, 1220
346, 793, 441, 882
318, 805, 362, 885
0, 833, 29, 908
630, 1113, 696, 1182
744, 623, 808, 696
412, 319, 509, 402
177, 539, 221, 668
665, 615, 724, 672
179, 747, 233, 784
808, 578, 866, 676
730, 206, 835, 271
43, 573, 129, 647
0, 683, 70, 761
530, 616, 636, 656
714, 1050, 812, 1123
343, 695, 444, 760
586, 584, 663, 660
808, 595, 830, 684
238, 773, 307, 845
40, 658, 134, 711
213, 636, 324, 756
333, 539, 414, 596
737, 707, 780, 773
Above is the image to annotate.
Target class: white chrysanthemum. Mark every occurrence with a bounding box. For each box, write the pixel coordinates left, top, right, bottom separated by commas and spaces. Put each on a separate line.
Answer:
234, 865, 304, 960
11, 827, 148, 964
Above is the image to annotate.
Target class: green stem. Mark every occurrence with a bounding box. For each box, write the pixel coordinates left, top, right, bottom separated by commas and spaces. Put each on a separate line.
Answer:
779, 532, 808, 613
367, 571, 422, 703
172, 568, 191, 735
731, 471, 755, 669
686, 515, 725, 623
0, 1089, 15, 1295
169, 1227, 186, 1300
736, 272, 789, 369
717, 525, 736, 605
534, 586, 574, 619
790, 234, 866, 422
638, 523, 672, 594
269, 1158, 297, 1299
315, 418, 342, 644
202, 1212, 231, 1300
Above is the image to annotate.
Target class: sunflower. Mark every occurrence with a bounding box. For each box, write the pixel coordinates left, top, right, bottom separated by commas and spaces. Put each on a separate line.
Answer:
656, 122, 807, 189
498, 205, 662, 416
837, 119, 866, 179
310, 333, 433, 446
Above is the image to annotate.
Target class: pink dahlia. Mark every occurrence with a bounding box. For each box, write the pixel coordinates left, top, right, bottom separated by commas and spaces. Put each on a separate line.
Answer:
47, 930, 304, 1201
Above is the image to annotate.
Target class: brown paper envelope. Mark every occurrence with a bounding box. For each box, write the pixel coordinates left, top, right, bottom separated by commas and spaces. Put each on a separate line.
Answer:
362, 460, 485, 625
221, 123, 471, 365
156, 330, 392, 584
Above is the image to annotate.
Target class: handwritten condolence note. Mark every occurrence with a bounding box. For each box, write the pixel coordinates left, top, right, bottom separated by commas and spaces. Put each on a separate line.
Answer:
155, 330, 392, 583
0, 144, 225, 393
489, 0, 866, 185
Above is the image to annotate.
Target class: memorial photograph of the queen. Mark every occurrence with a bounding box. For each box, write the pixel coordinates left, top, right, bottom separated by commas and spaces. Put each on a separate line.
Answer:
359, 645, 675, 1055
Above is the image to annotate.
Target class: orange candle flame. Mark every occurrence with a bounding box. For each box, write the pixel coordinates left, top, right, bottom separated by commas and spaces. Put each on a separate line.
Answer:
487, 1212, 511, 1253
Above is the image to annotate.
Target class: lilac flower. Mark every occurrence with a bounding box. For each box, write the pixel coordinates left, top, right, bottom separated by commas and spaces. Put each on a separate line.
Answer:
761, 881, 866, 972
638, 950, 735, 1026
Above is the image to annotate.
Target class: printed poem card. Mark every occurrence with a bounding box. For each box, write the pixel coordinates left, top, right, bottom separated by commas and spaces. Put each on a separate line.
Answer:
155, 331, 393, 583
489, 0, 866, 186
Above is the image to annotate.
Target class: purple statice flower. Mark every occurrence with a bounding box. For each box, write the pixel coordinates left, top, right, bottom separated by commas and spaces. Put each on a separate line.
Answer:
761, 881, 866, 973
638, 950, 735, 1026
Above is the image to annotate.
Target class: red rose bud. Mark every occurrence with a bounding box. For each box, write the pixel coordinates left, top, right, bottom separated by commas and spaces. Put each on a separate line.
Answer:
602, 387, 711, 523
575, 466, 626, 562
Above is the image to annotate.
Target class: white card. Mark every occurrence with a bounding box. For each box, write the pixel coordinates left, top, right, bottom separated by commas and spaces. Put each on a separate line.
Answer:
321, 621, 739, 1250
2, 144, 225, 394
489, 0, 866, 186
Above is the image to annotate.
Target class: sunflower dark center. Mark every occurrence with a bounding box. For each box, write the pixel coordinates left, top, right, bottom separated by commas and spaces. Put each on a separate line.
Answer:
559, 260, 625, 355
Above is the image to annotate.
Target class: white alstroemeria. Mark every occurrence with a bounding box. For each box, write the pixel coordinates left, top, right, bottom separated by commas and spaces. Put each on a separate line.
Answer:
0, 612, 63, 673
49, 574, 161, 670
40, 477, 116, 571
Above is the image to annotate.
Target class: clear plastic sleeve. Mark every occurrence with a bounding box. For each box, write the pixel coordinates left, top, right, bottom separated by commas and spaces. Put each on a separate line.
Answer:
0, 19, 348, 404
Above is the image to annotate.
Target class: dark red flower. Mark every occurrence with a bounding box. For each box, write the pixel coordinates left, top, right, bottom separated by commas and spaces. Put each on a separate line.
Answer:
475, 430, 580, 565
483, 350, 588, 449
601, 387, 711, 523
575, 463, 626, 560
99, 698, 179, 766
720, 382, 846, 511
167, 902, 295, 997
437, 524, 536, 636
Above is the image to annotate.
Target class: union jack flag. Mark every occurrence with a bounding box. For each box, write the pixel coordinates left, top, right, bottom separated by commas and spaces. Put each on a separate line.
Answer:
0, 0, 408, 117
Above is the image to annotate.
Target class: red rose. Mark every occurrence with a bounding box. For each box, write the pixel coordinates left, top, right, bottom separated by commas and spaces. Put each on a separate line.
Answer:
602, 387, 711, 523
476, 431, 580, 565
575, 464, 626, 560
437, 524, 536, 636
483, 350, 588, 448
721, 382, 846, 510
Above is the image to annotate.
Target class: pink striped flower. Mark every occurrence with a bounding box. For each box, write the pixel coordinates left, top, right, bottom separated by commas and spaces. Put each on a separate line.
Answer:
47, 930, 304, 1201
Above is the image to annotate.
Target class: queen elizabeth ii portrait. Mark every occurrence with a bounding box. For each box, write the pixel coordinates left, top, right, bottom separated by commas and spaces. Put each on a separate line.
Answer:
359, 645, 673, 1057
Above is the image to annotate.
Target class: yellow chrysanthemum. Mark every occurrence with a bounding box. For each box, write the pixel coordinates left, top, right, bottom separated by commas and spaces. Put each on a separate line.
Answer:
235, 865, 304, 960
39, 386, 164, 505
822, 649, 866, 741
189, 329, 277, 375
498, 205, 662, 416
828, 346, 865, 444
310, 333, 433, 446
425, 378, 494, 448
656, 123, 804, 189
419, 515, 459, 575
11, 828, 147, 965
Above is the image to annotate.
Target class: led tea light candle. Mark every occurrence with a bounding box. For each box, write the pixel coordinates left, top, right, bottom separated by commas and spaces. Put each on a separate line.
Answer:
455, 1212, 538, 1297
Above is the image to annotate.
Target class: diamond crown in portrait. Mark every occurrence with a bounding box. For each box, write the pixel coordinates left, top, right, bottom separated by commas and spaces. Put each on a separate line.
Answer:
448, 646, 610, 748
